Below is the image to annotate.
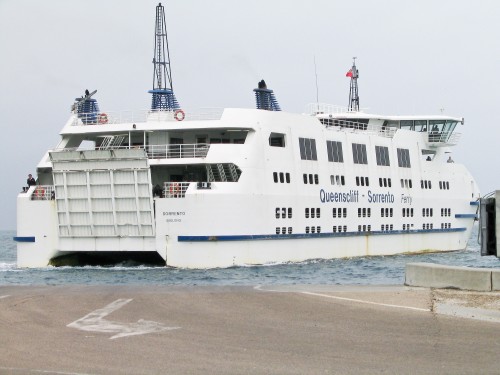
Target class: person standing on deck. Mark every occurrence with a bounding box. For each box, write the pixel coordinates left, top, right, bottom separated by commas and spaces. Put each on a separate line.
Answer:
27, 174, 36, 187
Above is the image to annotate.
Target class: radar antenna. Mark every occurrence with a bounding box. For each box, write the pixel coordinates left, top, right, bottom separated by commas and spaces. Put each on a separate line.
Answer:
148, 2, 180, 111
346, 57, 359, 112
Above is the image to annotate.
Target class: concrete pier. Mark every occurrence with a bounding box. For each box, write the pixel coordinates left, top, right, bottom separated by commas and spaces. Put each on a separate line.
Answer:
405, 262, 500, 291
0, 285, 499, 374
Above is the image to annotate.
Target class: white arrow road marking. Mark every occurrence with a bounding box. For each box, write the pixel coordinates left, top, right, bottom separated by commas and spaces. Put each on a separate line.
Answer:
67, 298, 180, 340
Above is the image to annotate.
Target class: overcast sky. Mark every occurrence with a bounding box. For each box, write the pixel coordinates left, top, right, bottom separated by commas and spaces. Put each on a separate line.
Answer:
1, 0, 499, 230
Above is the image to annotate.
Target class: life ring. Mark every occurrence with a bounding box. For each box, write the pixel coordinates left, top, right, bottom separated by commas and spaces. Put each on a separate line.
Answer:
98, 113, 108, 124
169, 182, 180, 196
35, 187, 45, 198
174, 109, 185, 121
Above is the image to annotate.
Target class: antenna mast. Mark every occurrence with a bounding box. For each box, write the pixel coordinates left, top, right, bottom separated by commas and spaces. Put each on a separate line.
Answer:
148, 2, 180, 111
347, 57, 359, 112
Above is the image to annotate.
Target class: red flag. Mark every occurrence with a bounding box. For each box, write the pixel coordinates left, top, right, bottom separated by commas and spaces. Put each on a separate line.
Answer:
346, 69, 353, 78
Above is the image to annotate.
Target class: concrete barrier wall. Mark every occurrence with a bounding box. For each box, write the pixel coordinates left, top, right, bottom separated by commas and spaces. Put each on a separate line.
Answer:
405, 263, 497, 292
492, 269, 500, 291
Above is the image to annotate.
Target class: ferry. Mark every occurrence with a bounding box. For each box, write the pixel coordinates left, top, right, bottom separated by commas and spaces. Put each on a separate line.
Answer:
14, 4, 479, 268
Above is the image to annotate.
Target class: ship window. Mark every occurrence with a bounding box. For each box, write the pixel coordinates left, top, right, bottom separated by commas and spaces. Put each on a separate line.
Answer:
282, 207, 286, 218
273, 172, 278, 183
309, 174, 313, 184
275, 208, 280, 218
305, 208, 309, 218
288, 208, 292, 218
303, 174, 307, 184
286, 173, 290, 183
326, 140, 344, 163
306, 226, 310, 234
316, 208, 320, 218
288, 227, 292, 234
269, 133, 286, 147
375, 146, 390, 166
279, 172, 284, 183
409, 179, 412, 188
341, 176, 345, 185
397, 148, 411, 168
356, 176, 360, 186
299, 138, 318, 161
414, 120, 427, 132
352, 143, 368, 165
311, 208, 315, 218
314, 174, 319, 184
400, 120, 413, 130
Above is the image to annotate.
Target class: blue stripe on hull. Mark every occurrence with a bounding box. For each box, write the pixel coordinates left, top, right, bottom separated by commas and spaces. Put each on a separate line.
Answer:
178, 227, 467, 242
13, 236, 35, 242
455, 214, 477, 219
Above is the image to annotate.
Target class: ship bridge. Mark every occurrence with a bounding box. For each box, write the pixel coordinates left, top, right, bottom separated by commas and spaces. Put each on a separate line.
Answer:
308, 103, 463, 146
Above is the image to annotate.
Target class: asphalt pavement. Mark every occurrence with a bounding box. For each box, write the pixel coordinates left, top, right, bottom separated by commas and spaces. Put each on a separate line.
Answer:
0, 285, 498, 374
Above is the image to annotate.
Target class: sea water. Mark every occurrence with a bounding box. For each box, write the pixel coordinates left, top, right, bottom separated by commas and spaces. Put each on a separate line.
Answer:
0, 225, 498, 286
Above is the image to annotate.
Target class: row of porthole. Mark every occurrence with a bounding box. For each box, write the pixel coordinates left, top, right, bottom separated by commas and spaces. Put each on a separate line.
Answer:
441, 208, 451, 217
303, 173, 319, 185
275, 223, 451, 235
422, 208, 434, 217
305, 207, 321, 218
358, 208, 371, 218
275, 172, 451, 193
379, 178, 392, 188
276, 227, 292, 234
275, 206, 447, 220
402, 208, 414, 217
439, 181, 450, 190
275, 207, 292, 219
358, 225, 371, 232
305, 226, 321, 234
273, 172, 291, 184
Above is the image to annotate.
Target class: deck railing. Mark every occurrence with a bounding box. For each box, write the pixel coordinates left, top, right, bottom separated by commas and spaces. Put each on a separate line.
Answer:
29, 185, 55, 201
52, 143, 211, 160
163, 182, 190, 198
322, 119, 397, 138
71, 108, 224, 126
147, 144, 210, 159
